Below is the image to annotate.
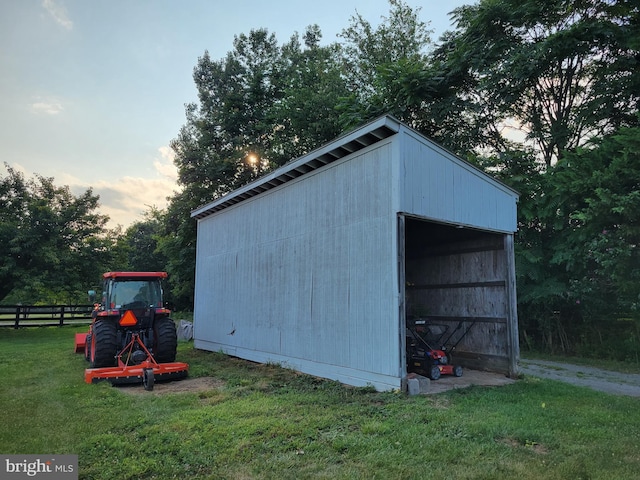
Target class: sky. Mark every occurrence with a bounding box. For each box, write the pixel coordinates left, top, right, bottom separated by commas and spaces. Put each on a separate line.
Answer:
0, 0, 470, 228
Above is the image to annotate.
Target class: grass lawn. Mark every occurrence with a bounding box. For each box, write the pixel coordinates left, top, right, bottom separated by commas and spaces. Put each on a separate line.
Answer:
1, 327, 639, 479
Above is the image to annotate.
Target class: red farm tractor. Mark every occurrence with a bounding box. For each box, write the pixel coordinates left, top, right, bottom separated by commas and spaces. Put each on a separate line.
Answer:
74, 272, 188, 390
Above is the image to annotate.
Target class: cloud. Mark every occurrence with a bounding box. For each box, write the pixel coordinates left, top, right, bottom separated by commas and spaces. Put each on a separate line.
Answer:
42, 0, 73, 30
1, 162, 28, 176
154, 146, 178, 181
6, 147, 181, 229
92, 176, 178, 227
49, 169, 178, 229
31, 100, 63, 115
90, 146, 182, 228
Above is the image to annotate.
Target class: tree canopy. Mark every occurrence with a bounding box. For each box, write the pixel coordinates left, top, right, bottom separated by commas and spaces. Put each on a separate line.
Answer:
0, 165, 116, 303
438, 0, 639, 166
163, 25, 350, 308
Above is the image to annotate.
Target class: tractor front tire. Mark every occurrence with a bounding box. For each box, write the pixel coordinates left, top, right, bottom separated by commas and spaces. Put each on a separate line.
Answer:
154, 317, 178, 364
90, 320, 118, 368
84, 333, 92, 362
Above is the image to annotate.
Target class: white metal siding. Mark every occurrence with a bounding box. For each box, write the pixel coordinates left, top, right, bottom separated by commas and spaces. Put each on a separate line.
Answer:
399, 129, 518, 232
194, 142, 402, 390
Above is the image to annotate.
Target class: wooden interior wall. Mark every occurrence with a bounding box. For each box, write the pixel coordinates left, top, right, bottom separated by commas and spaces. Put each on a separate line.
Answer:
404, 221, 513, 373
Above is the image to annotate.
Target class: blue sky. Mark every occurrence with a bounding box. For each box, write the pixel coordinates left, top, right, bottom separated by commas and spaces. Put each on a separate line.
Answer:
0, 0, 469, 228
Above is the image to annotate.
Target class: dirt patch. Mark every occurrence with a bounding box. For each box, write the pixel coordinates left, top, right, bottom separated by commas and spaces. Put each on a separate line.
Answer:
499, 437, 549, 455
116, 376, 224, 396
115, 369, 517, 396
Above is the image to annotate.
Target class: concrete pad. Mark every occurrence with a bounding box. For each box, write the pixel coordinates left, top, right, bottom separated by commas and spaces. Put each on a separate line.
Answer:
425, 368, 516, 395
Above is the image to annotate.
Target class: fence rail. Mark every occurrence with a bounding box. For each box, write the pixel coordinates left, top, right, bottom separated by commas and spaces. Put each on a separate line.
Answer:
0, 305, 94, 328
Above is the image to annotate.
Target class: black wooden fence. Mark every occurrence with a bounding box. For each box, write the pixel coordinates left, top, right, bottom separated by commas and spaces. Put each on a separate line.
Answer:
0, 305, 94, 328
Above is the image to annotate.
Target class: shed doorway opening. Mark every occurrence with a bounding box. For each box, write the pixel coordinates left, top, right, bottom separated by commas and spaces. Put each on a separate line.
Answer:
401, 215, 517, 378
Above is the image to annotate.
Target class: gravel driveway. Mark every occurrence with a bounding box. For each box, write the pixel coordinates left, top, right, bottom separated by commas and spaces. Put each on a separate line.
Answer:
519, 359, 640, 397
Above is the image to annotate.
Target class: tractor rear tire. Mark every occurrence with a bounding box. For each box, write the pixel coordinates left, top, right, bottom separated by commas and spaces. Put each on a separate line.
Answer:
90, 320, 118, 368
153, 317, 177, 363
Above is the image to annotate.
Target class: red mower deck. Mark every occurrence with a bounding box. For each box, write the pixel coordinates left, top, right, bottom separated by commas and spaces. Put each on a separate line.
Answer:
84, 361, 189, 386
82, 332, 188, 390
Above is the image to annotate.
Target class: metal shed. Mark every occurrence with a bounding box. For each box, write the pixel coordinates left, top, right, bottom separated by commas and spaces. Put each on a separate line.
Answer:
191, 115, 519, 391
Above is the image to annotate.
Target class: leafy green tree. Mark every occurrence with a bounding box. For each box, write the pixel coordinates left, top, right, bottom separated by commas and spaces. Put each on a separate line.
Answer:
156, 191, 199, 311
550, 126, 640, 319
161, 29, 284, 308
164, 26, 348, 309
482, 125, 640, 355
334, 0, 495, 156
419, 0, 640, 354
439, 0, 640, 166
337, 0, 436, 132
119, 207, 168, 272
472, 149, 568, 350
270, 26, 348, 163
162, 0, 639, 337
0, 165, 116, 304
339, 0, 432, 97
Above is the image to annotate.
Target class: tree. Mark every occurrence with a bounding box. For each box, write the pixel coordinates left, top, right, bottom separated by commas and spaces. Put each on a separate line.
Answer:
337, 0, 436, 132
119, 207, 168, 272
161, 30, 285, 308
339, 0, 432, 97
270, 26, 348, 162
0, 165, 116, 303
438, 0, 640, 166
164, 26, 348, 309
549, 126, 640, 319
156, 190, 199, 311
477, 124, 640, 355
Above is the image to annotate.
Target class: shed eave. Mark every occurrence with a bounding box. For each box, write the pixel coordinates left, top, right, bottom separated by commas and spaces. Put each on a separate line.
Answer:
190, 115, 401, 220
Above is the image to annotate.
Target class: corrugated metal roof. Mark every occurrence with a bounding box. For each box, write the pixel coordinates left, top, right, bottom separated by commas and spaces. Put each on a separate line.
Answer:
190, 115, 401, 220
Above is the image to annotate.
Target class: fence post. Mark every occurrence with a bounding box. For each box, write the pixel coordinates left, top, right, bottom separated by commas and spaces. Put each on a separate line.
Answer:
59, 305, 65, 327
14, 305, 20, 329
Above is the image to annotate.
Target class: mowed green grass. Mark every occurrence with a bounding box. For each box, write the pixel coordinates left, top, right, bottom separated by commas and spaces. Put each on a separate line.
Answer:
1, 327, 639, 479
